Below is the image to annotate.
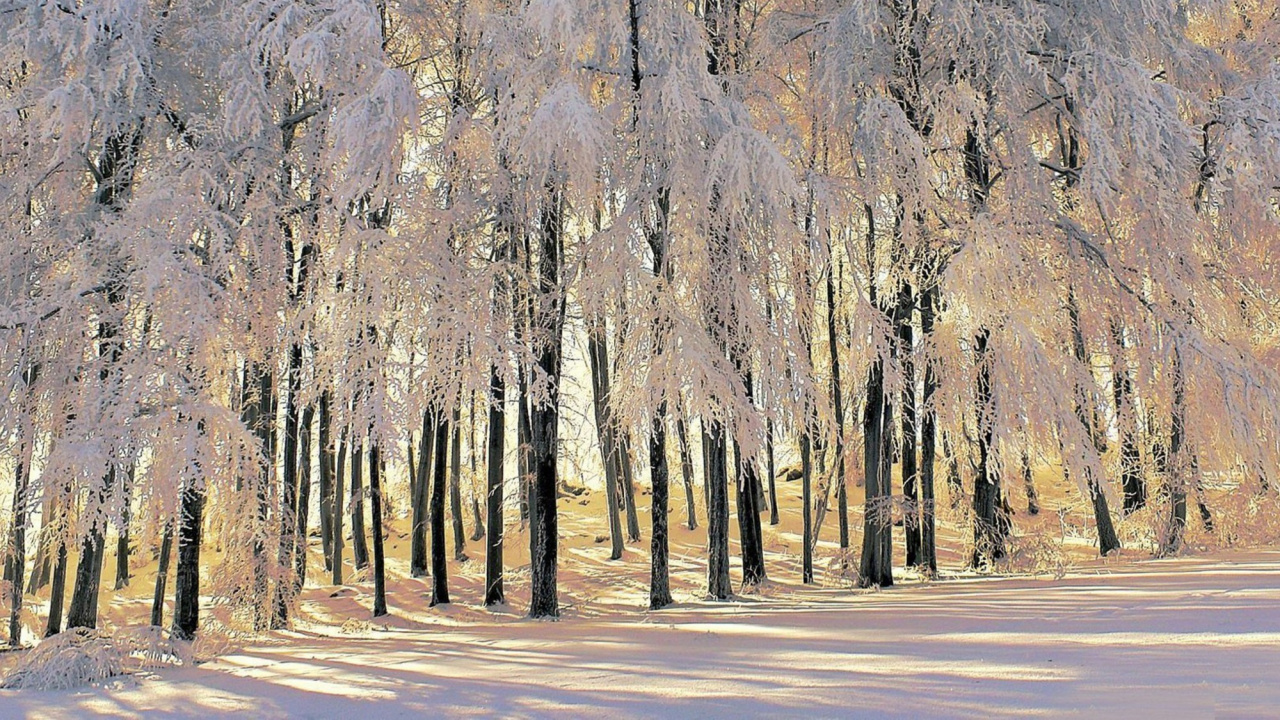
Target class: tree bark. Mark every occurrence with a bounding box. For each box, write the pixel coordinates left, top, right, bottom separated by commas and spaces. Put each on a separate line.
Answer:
114, 464, 133, 590
369, 439, 388, 617
484, 370, 506, 606
706, 420, 732, 599
1067, 291, 1121, 556
411, 409, 433, 577
272, 341, 304, 628
918, 279, 939, 576
900, 282, 920, 568
675, 416, 698, 531
587, 320, 626, 560
294, 404, 315, 591
430, 412, 451, 606
332, 426, 347, 585
351, 437, 369, 570
801, 431, 814, 584
450, 405, 467, 561
44, 534, 67, 637
150, 523, 173, 627
971, 329, 1006, 568
859, 354, 894, 588
319, 393, 334, 573
171, 476, 204, 641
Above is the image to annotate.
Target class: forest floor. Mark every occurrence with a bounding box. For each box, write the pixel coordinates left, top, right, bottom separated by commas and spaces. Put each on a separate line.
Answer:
3, 477, 1279, 718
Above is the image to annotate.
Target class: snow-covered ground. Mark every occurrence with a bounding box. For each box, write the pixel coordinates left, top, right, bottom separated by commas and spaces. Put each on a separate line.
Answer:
4, 548, 1279, 719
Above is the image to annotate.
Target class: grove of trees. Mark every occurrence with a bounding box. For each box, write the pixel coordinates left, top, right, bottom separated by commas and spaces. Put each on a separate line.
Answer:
1, 0, 1279, 645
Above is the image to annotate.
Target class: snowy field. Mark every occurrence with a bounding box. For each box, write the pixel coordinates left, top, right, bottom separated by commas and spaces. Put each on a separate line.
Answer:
3, 549, 1278, 719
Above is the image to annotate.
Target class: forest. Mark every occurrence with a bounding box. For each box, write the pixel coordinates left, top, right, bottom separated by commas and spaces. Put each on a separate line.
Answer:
1, 0, 1280, 709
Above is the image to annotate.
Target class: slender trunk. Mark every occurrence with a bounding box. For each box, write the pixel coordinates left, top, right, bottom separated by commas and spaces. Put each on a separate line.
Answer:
1162, 346, 1189, 555
171, 477, 205, 641
450, 406, 467, 561
826, 270, 849, 553
706, 419, 732, 599
971, 329, 1005, 568
1067, 291, 1121, 555
150, 523, 173, 627
114, 464, 133, 590
7, 454, 29, 645
469, 391, 486, 541
272, 342, 303, 627
369, 440, 388, 617
411, 409, 433, 577
319, 393, 334, 573
430, 412, 451, 606
648, 407, 672, 609
765, 418, 778, 526
859, 355, 894, 588
735, 376, 766, 588
676, 417, 698, 530
801, 431, 814, 584
295, 404, 315, 591
899, 283, 920, 568
517, 372, 532, 524
588, 321, 626, 559
1110, 322, 1145, 514
67, 478, 109, 630
918, 280, 939, 576
351, 437, 369, 570
1022, 448, 1040, 516
44, 535, 67, 637
26, 497, 53, 595
485, 371, 506, 606
528, 185, 565, 619
332, 426, 347, 585
620, 433, 641, 542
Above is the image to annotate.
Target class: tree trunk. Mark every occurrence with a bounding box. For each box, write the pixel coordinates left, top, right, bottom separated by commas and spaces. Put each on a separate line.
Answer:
332, 426, 347, 585
7, 454, 29, 645
1110, 322, 1145, 514
1161, 346, 1189, 555
411, 409, 433, 577
827, 270, 849, 554
706, 420, 732, 600
517, 368, 532, 525
469, 391, 486, 542
765, 418, 778, 526
971, 328, 1006, 568
369, 439, 388, 617
430, 412, 451, 606
801, 431, 814, 584
1067, 291, 1121, 556
44, 536, 67, 637
150, 523, 173, 627
450, 406, 467, 561
67, 484, 108, 629
114, 464, 134, 590
1022, 448, 1040, 516
351, 437, 369, 571
675, 417, 698, 531
272, 341, 304, 628
619, 432, 641, 542
528, 186, 565, 619
319, 393, 334, 573
859, 354, 894, 588
648, 408, 673, 610
587, 320, 626, 560
171, 477, 204, 641
735, 377, 766, 589
294, 404, 315, 591
485, 370, 506, 606
899, 282, 920, 568
918, 280, 939, 576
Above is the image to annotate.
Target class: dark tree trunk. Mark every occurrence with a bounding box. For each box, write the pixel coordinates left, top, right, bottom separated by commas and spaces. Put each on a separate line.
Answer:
899, 282, 920, 568
588, 321, 626, 560
411, 409, 433, 577
918, 280, 939, 576
1162, 346, 1189, 555
1110, 322, 1145, 514
44, 536, 67, 637
450, 406, 467, 561
319, 393, 334, 573
7, 454, 29, 645
765, 418, 778, 526
827, 270, 849, 554
295, 404, 315, 591
648, 408, 673, 610
859, 354, 894, 588
150, 523, 173, 627
706, 420, 732, 600
430, 413, 451, 606
26, 498, 53, 595
249, 365, 274, 631
469, 391, 486, 542
675, 417, 698, 531
1067, 292, 1121, 556
735, 377, 766, 589
368, 440, 388, 617
517, 369, 532, 525
620, 432, 642, 542
114, 464, 134, 590
332, 426, 347, 585
171, 478, 205, 641
485, 370, 506, 606
1022, 448, 1040, 516
971, 329, 1006, 568
528, 185, 565, 619
801, 431, 814, 584
272, 341, 304, 628
68, 485, 108, 629
351, 437, 369, 570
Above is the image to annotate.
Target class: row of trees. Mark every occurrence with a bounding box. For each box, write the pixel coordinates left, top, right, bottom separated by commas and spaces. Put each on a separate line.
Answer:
1, 0, 1278, 644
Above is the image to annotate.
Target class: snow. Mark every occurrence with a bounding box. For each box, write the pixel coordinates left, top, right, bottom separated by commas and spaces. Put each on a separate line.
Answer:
4, 539, 1279, 717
